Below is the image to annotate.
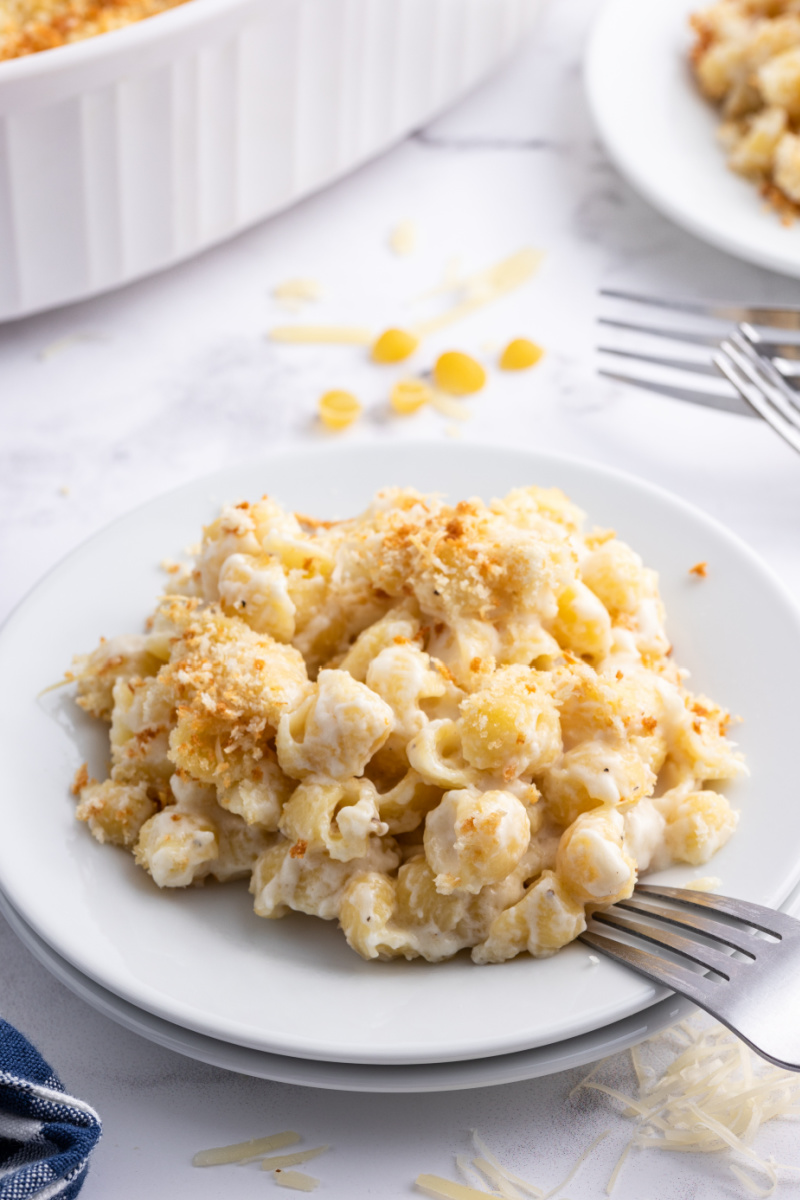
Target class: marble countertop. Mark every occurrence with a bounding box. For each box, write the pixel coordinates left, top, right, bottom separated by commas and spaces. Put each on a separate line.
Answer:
3, 0, 800, 1196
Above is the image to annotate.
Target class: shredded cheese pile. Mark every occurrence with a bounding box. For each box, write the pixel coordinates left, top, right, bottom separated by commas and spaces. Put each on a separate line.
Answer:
576, 1019, 800, 1198
416, 1021, 800, 1200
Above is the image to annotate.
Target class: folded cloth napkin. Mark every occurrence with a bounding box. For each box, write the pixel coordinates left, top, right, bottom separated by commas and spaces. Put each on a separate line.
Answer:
0, 1019, 101, 1199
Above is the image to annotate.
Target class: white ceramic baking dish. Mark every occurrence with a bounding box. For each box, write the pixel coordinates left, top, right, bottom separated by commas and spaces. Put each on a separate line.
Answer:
0, 0, 544, 322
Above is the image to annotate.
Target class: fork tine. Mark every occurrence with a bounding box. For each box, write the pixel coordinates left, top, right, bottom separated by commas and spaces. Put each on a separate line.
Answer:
600, 341, 800, 381
635, 884, 799, 938
598, 370, 754, 416
598, 317, 724, 346
734, 330, 800, 416
591, 909, 746, 979
599, 289, 800, 328
742, 323, 800, 357
715, 342, 800, 455
597, 346, 720, 375
580, 930, 718, 1008
616, 896, 758, 957
602, 315, 800, 360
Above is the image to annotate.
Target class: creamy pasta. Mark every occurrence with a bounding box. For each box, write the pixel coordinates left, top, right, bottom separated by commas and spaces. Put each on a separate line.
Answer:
690, 0, 800, 216
70, 485, 743, 964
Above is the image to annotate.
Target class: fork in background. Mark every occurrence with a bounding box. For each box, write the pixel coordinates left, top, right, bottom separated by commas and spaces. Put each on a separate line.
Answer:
597, 289, 800, 454
581, 883, 800, 1071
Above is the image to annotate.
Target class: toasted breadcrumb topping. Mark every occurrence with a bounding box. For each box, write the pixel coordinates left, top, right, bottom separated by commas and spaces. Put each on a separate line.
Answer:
0, 0, 190, 61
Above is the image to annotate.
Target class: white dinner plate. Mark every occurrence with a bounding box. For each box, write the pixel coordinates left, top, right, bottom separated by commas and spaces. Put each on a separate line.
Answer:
1, 443, 799, 1065
0, 883, 695, 1092
585, 0, 800, 278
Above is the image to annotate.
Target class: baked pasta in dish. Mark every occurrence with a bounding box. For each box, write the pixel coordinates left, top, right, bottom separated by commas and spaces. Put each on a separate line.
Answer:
70, 485, 743, 964
0, 0, 189, 61
691, 0, 800, 216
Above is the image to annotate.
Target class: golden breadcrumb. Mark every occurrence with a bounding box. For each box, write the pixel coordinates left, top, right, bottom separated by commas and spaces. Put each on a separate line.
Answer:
0, 0, 190, 61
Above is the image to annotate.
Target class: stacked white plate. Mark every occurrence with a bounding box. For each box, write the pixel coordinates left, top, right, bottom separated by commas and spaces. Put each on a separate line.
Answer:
2, 443, 799, 1091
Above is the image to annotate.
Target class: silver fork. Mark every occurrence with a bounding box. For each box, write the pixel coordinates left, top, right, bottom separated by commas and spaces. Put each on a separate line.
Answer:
598, 289, 800, 455
581, 884, 800, 1071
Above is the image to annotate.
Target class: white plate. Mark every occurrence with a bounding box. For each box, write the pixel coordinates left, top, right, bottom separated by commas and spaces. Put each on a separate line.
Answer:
1, 443, 799, 1065
0, 883, 695, 1092
585, 0, 800, 278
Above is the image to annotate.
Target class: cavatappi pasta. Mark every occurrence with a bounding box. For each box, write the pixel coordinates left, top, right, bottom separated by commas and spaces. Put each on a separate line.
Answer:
70, 485, 743, 964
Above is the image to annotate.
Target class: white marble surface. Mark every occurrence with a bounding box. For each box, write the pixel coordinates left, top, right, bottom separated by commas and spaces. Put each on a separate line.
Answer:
3, 0, 800, 1195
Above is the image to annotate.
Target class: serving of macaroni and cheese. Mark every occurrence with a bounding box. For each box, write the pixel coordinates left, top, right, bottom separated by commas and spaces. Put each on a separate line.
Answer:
691, 0, 800, 215
70, 485, 742, 965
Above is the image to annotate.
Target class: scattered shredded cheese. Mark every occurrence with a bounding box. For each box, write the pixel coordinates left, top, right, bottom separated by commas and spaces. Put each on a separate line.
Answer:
419, 1130, 599, 1200
38, 331, 107, 360
541, 1131, 610, 1199
472, 1157, 525, 1198
689, 561, 709, 578
604, 1142, 631, 1196
428, 390, 472, 421
192, 1130, 300, 1167
38, 675, 82, 697
272, 278, 322, 311
414, 256, 464, 301
412, 248, 543, 338
415, 1175, 495, 1200
260, 1146, 329, 1172
455, 1154, 490, 1193
273, 1168, 320, 1192
390, 220, 418, 256
269, 325, 373, 344
470, 1131, 543, 1198
267, 247, 540, 375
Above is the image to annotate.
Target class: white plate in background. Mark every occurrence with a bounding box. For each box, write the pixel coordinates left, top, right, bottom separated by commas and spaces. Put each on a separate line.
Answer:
0, 443, 798, 1064
586, 0, 800, 277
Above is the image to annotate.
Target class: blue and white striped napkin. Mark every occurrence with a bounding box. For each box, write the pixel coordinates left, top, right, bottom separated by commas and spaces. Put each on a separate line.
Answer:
0, 1019, 101, 1199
